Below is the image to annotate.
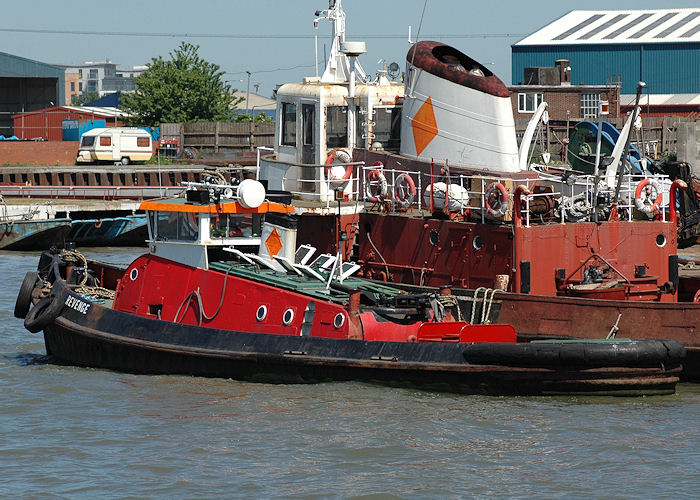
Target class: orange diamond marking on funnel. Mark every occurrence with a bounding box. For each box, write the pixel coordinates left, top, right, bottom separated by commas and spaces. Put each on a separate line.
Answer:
412, 96, 438, 156
265, 227, 283, 257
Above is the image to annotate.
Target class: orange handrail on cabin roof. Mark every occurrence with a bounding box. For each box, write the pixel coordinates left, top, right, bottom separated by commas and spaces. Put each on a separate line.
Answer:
138, 199, 295, 214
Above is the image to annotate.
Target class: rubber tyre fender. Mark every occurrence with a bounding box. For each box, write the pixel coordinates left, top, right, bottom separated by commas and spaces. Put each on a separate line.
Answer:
14, 271, 39, 319
24, 293, 65, 333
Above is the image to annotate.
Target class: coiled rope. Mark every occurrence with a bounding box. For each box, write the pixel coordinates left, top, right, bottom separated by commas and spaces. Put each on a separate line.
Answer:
60, 249, 115, 299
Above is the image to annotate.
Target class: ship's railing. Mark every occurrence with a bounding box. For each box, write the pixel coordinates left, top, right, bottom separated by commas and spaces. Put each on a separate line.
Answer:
281, 161, 363, 208
360, 165, 423, 213
399, 169, 673, 226
255, 147, 364, 207
0, 184, 186, 200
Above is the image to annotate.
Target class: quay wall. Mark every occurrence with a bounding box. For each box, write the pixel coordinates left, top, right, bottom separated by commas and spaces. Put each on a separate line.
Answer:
0, 141, 78, 166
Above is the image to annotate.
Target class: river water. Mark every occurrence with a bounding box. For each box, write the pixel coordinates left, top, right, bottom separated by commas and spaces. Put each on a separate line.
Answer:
2, 248, 699, 498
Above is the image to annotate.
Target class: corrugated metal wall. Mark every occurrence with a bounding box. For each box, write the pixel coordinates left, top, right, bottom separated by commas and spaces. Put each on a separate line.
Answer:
512, 42, 700, 95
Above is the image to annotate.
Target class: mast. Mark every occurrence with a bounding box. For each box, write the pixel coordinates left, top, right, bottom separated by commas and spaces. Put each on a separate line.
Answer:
317, 0, 366, 84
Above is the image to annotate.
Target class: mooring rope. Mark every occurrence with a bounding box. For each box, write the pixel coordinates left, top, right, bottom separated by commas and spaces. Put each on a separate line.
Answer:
60, 249, 115, 299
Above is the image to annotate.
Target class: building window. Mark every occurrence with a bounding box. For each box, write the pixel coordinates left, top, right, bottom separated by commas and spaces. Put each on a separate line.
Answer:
89, 69, 98, 78
326, 106, 348, 148
79, 82, 83, 92
517, 93, 543, 113
281, 103, 297, 146
70, 82, 75, 91
581, 93, 600, 119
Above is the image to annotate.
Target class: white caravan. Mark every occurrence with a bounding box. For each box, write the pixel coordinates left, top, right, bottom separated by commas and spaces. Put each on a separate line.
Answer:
77, 127, 153, 165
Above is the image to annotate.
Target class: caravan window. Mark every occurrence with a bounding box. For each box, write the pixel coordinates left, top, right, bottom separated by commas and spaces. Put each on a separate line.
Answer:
100, 136, 111, 146
281, 103, 297, 146
80, 136, 95, 147
137, 137, 150, 147
326, 106, 348, 148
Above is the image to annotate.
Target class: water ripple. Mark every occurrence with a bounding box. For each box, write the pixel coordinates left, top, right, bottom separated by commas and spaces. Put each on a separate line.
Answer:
1, 249, 700, 498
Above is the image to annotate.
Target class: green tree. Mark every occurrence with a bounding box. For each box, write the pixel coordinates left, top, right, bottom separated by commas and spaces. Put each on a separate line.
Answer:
72, 90, 100, 106
232, 112, 273, 123
120, 42, 240, 126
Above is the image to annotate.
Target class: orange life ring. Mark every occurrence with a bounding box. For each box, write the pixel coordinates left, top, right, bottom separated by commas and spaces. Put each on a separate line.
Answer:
94, 219, 103, 229
365, 164, 388, 203
325, 148, 353, 182
634, 178, 663, 215
485, 182, 508, 217
393, 173, 416, 209
693, 289, 700, 303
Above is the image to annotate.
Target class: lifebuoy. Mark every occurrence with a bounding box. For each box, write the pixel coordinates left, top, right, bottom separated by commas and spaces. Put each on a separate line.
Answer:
325, 148, 353, 183
94, 219, 103, 229
634, 178, 663, 215
365, 163, 388, 203
24, 292, 65, 333
693, 289, 700, 303
393, 173, 417, 209
485, 182, 508, 218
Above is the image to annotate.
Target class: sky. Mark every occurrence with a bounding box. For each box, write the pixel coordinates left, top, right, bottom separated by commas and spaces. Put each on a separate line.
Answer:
1, 0, 697, 98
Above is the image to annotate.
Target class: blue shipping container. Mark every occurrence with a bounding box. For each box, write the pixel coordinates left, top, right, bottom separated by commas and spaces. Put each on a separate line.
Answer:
62, 119, 107, 141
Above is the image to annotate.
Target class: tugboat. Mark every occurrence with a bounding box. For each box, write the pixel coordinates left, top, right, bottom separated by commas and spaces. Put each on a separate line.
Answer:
14, 180, 684, 396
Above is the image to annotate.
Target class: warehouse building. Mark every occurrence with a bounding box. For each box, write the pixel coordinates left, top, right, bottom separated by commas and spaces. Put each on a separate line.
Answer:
512, 9, 700, 97
0, 51, 65, 137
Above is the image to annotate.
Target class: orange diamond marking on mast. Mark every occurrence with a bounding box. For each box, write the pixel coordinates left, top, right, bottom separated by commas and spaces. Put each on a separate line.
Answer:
265, 227, 283, 257
411, 96, 438, 156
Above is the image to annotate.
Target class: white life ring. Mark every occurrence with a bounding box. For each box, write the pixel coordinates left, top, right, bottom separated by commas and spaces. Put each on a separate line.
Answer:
393, 173, 416, 209
364, 163, 388, 203
485, 182, 508, 218
325, 148, 353, 183
634, 178, 663, 215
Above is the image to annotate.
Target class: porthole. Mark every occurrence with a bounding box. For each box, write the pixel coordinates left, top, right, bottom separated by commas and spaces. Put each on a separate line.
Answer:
473, 235, 483, 251
429, 231, 439, 246
656, 234, 667, 248
282, 308, 294, 325
256, 305, 267, 321
333, 313, 345, 329
129, 268, 138, 281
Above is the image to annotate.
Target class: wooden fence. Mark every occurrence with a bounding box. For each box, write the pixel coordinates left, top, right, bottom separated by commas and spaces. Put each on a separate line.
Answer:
515, 116, 697, 161
160, 122, 275, 154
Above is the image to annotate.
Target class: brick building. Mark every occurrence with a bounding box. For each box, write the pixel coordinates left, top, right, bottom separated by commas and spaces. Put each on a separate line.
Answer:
508, 59, 621, 124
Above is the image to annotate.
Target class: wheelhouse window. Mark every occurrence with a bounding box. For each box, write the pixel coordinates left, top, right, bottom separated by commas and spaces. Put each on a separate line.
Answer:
153, 211, 199, 241
517, 93, 543, 113
210, 214, 254, 239
281, 103, 297, 146
581, 93, 600, 119
326, 106, 348, 148
371, 106, 402, 151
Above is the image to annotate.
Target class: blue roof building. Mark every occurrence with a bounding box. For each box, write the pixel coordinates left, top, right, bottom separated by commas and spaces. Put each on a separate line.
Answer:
512, 9, 700, 95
